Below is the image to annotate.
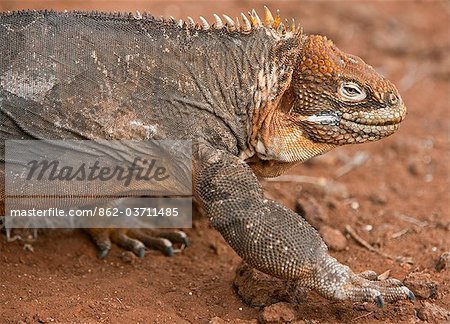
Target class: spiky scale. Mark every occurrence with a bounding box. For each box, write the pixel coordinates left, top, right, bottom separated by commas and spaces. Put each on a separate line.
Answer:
235, 16, 241, 30
263, 6, 274, 27
187, 16, 195, 28
240, 12, 251, 32
134, 10, 142, 20
222, 14, 236, 31
251, 9, 262, 27
199, 16, 209, 30
273, 9, 281, 28
213, 14, 223, 29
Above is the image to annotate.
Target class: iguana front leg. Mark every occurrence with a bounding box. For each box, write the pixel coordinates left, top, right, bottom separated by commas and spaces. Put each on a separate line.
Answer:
194, 141, 415, 307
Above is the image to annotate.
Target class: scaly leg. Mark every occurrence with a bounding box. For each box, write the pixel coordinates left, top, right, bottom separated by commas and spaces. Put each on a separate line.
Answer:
193, 141, 414, 307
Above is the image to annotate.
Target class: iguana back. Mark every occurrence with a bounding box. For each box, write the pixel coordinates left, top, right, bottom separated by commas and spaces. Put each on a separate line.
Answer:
1, 10, 295, 154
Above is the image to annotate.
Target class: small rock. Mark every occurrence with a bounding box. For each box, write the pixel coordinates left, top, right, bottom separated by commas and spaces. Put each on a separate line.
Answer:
120, 251, 138, 264
209, 240, 227, 256
295, 194, 328, 230
362, 224, 373, 232
416, 301, 450, 322
435, 252, 450, 272
404, 272, 439, 299
350, 201, 360, 210
319, 225, 347, 251
261, 302, 296, 323
210, 317, 257, 324
233, 262, 307, 307
324, 196, 339, 210
208, 242, 218, 254
22, 243, 35, 253
369, 192, 387, 205
210, 316, 226, 324
235, 320, 257, 324
408, 159, 425, 177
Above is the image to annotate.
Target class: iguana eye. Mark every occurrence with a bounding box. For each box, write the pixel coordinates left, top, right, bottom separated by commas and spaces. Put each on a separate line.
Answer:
339, 81, 366, 101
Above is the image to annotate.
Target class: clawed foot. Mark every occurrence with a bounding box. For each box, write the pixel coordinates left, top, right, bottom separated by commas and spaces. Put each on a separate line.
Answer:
86, 228, 189, 259
303, 255, 415, 307
4, 227, 38, 243
347, 269, 416, 307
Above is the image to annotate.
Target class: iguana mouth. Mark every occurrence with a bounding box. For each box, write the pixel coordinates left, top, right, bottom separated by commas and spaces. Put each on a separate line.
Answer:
340, 107, 406, 127
305, 112, 341, 126
340, 115, 404, 127
306, 110, 405, 128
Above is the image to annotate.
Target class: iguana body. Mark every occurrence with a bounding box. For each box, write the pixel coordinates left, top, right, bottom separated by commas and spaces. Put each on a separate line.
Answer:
0, 8, 414, 307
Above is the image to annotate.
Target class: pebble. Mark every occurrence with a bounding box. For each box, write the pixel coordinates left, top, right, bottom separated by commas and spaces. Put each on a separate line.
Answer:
208, 240, 226, 256
260, 302, 296, 323
22, 243, 35, 253
416, 301, 450, 322
408, 159, 425, 177
350, 201, 360, 210
233, 262, 307, 307
120, 251, 138, 264
209, 317, 257, 324
319, 225, 347, 251
404, 271, 439, 299
369, 192, 387, 205
435, 252, 450, 272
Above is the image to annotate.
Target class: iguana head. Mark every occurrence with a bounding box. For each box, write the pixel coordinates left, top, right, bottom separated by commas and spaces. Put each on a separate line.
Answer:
292, 35, 406, 145
255, 33, 406, 168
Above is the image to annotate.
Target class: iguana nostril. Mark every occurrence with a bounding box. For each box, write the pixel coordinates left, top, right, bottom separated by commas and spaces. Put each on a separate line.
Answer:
388, 93, 398, 105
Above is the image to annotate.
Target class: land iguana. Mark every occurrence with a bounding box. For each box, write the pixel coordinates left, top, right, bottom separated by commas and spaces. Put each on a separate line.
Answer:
0, 7, 415, 307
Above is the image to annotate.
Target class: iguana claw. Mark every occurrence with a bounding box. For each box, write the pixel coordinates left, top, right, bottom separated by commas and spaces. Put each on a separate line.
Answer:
406, 287, 416, 303
137, 247, 146, 259
298, 255, 416, 306
163, 244, 174, 257
375, 295, 385, 308
97, 246, 111, 259
5, 227, 38, 242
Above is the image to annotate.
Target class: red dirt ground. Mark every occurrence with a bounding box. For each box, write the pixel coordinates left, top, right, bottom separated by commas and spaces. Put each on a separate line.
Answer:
1, 1, 449, 323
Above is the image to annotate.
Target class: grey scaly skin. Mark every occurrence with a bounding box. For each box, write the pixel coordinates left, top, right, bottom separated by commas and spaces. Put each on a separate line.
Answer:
0, 8, 414, 307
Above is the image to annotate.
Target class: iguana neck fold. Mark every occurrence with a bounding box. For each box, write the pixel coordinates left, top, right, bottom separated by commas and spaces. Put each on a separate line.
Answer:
243, 34, 336, 174
244, 33, 406, 175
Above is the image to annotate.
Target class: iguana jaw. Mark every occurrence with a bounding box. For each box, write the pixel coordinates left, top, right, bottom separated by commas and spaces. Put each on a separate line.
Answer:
305, 110, 405, 127
247, 98, 405, 165
301, 101, 406, 145
289, 33, 407, 148
242, 104, 337, 165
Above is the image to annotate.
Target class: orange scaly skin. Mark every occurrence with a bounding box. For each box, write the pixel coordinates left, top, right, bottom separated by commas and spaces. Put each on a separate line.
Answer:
248, 35, 406, 177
